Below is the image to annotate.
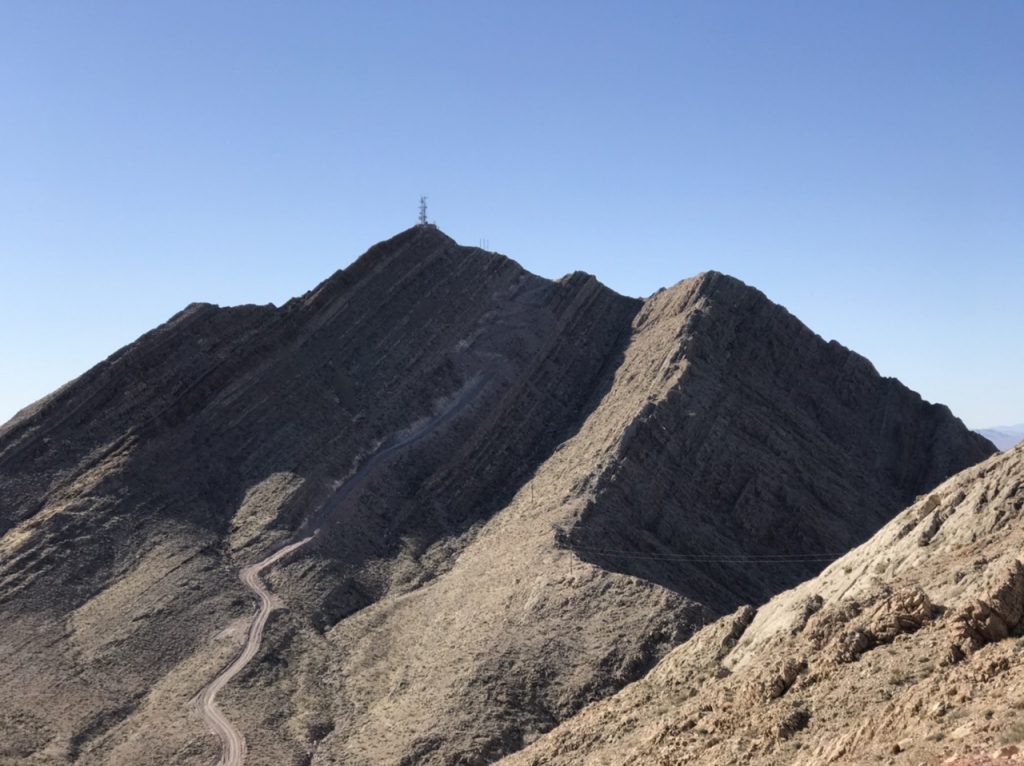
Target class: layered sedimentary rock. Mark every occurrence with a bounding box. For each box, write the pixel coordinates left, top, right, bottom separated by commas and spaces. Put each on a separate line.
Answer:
0, 226, 993, 765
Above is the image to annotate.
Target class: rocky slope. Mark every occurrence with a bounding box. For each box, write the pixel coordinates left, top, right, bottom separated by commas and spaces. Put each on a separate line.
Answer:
0, 226, 994, 765
503, 442, 1024, 766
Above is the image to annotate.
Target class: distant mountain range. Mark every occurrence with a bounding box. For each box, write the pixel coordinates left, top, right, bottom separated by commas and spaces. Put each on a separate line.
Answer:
976, 424, 1024, 451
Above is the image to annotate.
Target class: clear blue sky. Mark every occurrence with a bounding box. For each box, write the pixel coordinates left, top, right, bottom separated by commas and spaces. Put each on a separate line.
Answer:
1, 1, 1021, 429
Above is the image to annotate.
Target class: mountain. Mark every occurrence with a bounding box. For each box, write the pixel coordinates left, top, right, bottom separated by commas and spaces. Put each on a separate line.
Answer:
977, 425, 1024, 452
0, 226, 994, 765
504, 442, 1024, 766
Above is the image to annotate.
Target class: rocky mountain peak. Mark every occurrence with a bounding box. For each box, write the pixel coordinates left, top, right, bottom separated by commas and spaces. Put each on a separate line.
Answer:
0, 230, 995, 765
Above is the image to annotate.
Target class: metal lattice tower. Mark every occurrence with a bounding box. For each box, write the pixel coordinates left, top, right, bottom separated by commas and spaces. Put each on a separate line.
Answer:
418, 196, 428, 225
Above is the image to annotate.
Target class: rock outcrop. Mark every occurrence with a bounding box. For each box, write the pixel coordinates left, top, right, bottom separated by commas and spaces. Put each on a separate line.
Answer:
503, 443, 1024, 766
0, 226, 994, 765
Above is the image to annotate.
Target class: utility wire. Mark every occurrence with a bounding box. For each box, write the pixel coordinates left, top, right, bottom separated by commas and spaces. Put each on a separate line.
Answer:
568, 545, 842, 564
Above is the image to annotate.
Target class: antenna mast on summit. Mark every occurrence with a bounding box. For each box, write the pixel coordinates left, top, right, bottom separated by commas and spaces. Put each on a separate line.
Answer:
418, 196, 428, 225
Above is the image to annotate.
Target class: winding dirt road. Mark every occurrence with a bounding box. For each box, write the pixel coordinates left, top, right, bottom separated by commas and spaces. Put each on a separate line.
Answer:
194, 375, 489, 765
195, 537, 313, 766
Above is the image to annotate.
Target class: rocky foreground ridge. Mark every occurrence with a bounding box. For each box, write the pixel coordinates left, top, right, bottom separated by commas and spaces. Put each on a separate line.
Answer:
0, 226, 994, 765
503, 443, 1024, 766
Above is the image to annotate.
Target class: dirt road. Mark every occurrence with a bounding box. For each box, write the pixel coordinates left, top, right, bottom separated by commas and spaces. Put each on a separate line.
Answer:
194, 374, 489, 765
194, 536, 313, 766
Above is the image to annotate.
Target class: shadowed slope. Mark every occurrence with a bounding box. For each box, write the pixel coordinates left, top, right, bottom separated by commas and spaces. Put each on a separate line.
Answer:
568, 272, 994, 610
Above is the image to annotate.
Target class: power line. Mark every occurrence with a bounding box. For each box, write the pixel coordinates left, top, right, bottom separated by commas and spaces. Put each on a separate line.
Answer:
568, 545, 843, 564
572, 546, 844, 559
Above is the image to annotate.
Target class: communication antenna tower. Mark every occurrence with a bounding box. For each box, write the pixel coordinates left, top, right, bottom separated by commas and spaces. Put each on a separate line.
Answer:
418, 196, 428, 226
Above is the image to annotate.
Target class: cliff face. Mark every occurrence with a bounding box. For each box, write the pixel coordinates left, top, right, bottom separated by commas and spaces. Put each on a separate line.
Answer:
0, 227, 994, 765
504, 443, 1024, 766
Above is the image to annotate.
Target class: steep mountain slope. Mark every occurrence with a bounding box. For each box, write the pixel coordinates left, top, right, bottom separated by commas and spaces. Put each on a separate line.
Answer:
0, 226, 637, 765
565, 272, 987, 611
504, 443, 1024, 766
281, 272, 993, 766
0, 226, 994, 765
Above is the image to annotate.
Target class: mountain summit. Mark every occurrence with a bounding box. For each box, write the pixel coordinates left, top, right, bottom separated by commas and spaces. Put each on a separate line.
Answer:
0, 228, 994, 765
